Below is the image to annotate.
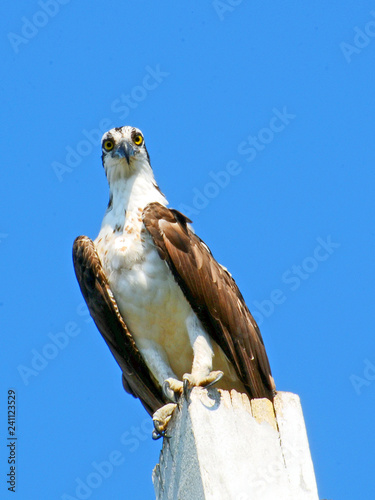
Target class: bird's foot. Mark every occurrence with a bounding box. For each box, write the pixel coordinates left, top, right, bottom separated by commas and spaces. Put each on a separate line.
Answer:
162, 370, 224, 403
152, 403, 177, 440
162, 378, 184, 403
153, 371, 223, 439
182, 370, 224, 399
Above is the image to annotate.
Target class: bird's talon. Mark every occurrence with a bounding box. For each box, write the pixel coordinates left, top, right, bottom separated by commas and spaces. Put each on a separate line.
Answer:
183, 377, 190, 399
205, 370, 224, 388
152, 430, 163, 440
162, 381, 177, 403
162, 378, 183, 403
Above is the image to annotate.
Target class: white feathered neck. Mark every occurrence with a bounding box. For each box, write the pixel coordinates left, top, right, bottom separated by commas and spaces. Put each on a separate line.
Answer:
101, 157, 168, 231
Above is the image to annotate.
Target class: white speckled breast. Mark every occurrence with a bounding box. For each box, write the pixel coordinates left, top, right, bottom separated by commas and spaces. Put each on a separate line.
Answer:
95, 211, 194, 378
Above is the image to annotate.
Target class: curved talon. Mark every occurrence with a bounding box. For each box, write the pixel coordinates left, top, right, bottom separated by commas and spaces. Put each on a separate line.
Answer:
205, 370, 224, 388
183, 377, 190, 399
162, 380, 177, 403
152, 429, 164, 440
162, 378, 183, 403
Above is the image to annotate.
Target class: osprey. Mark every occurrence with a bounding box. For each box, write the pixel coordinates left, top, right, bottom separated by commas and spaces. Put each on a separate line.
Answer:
73, 126, 275, 437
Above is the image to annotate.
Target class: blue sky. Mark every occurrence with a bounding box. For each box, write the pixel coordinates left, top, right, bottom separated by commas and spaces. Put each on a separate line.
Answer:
1, 1, 375, 499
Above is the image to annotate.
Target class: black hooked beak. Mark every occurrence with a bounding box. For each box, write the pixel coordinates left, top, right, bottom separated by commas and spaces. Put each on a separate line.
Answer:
113, 141, 135, 163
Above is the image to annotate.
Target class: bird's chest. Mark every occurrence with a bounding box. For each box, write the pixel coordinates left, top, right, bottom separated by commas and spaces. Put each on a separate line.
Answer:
95, 218, 191, 346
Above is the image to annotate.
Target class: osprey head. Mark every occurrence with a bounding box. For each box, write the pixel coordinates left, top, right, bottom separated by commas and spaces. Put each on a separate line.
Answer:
101, 126, 150, 179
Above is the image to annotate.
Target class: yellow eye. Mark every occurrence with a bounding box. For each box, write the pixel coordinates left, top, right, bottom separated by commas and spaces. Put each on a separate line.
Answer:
133, 133, 143, 146
103, 140, 114, 151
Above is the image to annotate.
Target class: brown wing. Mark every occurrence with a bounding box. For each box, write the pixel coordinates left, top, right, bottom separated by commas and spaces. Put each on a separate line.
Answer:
143, 203, 275, 400
72, 235, 166, 415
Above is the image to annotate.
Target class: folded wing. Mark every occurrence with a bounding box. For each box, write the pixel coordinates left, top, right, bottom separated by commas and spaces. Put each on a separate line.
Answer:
72, 235, 166, 415
143, 203, 275, 400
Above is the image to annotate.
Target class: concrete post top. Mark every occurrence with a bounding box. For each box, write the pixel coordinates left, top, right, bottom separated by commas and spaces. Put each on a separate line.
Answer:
153, 389, 319, 500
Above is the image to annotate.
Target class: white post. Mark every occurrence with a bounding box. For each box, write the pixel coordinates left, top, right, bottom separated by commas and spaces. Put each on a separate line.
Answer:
153, 388, 319, 500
